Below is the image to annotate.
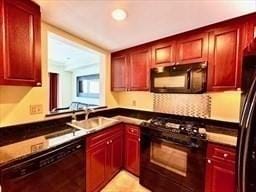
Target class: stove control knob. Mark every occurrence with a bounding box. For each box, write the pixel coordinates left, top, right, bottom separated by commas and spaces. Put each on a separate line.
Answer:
199, 128, 206, 134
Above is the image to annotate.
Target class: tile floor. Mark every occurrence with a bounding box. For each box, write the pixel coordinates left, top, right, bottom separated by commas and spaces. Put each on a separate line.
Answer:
101, 170, 151, 192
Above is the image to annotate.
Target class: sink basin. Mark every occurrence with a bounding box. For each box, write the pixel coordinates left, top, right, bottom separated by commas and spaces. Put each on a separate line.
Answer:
67, 116, 118, 132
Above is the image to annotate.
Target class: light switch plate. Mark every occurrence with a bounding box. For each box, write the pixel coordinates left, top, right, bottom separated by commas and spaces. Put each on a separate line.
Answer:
30, 104, 43, 115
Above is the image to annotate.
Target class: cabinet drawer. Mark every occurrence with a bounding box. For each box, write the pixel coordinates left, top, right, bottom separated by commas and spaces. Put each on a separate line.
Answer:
125, 124, 140, 136
86, 124, 123, 149
207, 143, 236, 163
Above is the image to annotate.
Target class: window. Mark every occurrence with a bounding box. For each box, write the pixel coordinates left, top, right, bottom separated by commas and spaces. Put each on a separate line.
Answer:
77, 74, 100, 98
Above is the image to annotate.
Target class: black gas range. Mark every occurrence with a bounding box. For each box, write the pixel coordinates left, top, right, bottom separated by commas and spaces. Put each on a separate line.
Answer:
140, 117, 207, 192
141, 117, 207, 148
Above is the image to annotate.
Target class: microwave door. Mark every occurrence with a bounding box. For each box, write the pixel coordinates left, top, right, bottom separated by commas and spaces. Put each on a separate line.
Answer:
151, 70, 190, 93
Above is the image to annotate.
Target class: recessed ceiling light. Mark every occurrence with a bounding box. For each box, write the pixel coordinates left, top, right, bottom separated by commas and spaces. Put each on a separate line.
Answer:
112, 9, 127, 21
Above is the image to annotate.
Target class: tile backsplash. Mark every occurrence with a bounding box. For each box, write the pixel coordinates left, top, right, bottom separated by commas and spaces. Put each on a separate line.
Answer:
114, 91, 241, 123
153, 93, 211, 118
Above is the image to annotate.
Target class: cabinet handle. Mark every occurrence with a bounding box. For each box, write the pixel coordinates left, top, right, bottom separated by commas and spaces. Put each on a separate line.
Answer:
36, 82, 41, 86
207, 159, 211, 164
223, 153, 228, 158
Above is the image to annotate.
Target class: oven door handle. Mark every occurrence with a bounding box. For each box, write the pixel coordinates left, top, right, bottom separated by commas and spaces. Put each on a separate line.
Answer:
154, 137, 195, 149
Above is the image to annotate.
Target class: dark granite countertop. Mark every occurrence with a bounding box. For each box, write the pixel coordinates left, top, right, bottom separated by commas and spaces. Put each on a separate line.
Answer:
0, 107, 238, 166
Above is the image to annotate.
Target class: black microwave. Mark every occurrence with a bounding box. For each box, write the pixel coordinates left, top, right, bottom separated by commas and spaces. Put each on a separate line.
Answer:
150, 62, 207, 93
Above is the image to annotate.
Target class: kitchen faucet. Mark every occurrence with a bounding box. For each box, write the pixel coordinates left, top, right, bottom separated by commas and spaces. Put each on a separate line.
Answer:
84, 107, 95, 120
71, 110, 78, 123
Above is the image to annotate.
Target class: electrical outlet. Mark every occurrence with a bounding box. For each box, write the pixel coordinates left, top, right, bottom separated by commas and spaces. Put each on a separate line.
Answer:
132, 100, 136, 106
30, 104, 43, 115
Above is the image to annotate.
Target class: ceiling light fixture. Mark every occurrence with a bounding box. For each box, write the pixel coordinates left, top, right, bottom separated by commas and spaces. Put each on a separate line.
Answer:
112, 9, 127, 21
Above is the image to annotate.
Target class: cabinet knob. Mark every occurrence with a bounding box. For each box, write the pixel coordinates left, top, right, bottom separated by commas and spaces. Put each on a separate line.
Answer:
138, 138, 141, 142
207, 159, 211, 164
107, 141, 109, 145
36, 82, 41, 86
110, 140, 112, 143
223, 153, 228, 158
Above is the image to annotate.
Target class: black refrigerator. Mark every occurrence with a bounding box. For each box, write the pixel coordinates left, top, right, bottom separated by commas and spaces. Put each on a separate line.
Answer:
237, 39, 256, 192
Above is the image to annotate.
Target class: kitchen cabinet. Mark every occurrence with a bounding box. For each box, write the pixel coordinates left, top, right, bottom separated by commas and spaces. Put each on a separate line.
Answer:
205, 143, 236, 192
86, 141, 107, 192
152, 41, 176, 66
111, 47, 151, 91
176, 32, 209, 65
86, 124, 123, 192
111, 54, 128, 91
124, 124, 140, 176
244, 15, 256, 45
129, 48, 151, 91
207, 24, 244, 91
0, 0, 41, 86
108, 133, 123, 177
111, 13, 256, 92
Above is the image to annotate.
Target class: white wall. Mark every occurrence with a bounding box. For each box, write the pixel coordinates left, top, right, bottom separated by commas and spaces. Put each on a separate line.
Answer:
72, 64, 100, 105
48, 61, 73, 108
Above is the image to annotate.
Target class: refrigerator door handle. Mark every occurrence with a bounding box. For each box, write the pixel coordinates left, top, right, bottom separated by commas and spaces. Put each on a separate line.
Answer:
240, 76, 256, 127
238, 76, 256, 192
240, 91, 256, 192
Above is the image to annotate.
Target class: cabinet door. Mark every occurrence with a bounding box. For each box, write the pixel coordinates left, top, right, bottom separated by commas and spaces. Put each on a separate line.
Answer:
124, 125, 140, 176
152, 41, 176, 66
244, 15, 256, 45
0, 0, 41, 86
111, 54, 128, 91
129, 48, 151, 91
176, 32, 208, 65
86, 142, 108, 192
205, 159, 235, 192
207, 25, 243, 91
108, 133, 123, 178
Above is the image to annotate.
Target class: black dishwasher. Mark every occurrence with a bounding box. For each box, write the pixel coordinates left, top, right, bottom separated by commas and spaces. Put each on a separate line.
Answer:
0, 138, 85, 192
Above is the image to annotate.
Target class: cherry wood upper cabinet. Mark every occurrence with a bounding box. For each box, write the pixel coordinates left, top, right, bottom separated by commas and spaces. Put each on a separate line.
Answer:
111, 54, 128, 91
129, 48, 151, 91
207, 24, 244, 91
176, 32, 209, 65
244, 15, 256, 45
152, 41, 176, 66
0, 0, 41, 86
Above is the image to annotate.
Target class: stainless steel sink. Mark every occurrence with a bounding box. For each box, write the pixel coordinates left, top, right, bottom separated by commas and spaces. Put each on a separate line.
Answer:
67, 116, 118, 132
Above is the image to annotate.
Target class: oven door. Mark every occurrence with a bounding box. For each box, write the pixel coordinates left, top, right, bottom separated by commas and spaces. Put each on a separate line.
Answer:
140, 129, 206, 192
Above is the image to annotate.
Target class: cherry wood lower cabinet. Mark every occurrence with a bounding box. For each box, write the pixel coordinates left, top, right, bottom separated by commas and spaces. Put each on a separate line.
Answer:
205, 143, 236, 192
124, 124, 140, 176
86, 124, 123, 192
